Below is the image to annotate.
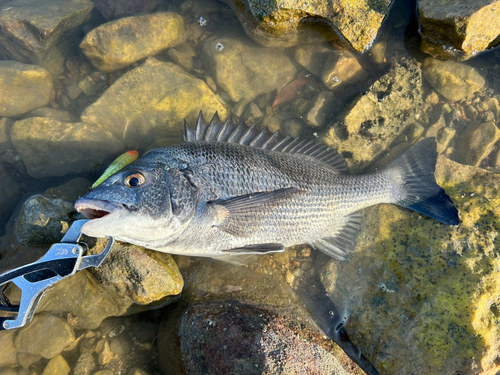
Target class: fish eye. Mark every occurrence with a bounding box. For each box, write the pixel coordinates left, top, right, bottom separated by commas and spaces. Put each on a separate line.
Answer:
124, 172, 145, 187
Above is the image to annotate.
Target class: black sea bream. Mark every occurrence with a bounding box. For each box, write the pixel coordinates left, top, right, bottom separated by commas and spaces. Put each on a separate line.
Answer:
75, 113, 459, 262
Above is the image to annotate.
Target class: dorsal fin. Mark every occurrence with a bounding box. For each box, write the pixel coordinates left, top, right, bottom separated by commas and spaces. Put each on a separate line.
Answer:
184, 111, 349, 174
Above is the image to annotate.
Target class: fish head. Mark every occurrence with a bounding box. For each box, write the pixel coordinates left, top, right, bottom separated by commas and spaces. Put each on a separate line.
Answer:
75, 155, 197, 243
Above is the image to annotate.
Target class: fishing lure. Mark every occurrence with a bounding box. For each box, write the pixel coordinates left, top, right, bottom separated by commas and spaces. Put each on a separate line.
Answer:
91, 150, 138, 188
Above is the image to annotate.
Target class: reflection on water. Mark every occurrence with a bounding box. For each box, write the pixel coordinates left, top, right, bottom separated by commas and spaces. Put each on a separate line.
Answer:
0, 0, 500, 374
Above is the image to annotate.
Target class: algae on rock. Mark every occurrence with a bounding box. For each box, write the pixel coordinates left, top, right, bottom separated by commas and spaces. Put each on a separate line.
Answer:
321, 156, 500, 374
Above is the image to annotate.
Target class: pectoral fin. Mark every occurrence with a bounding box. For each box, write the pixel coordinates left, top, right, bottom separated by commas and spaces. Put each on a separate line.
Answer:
209, 187, 306, 237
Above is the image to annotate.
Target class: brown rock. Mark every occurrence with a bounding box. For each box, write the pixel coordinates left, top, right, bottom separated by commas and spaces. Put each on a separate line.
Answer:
457, 121, 500, 166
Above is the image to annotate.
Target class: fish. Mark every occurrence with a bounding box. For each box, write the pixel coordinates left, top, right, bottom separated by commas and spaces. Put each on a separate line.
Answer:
92, 150, 138, 188
75, 113, 459, 262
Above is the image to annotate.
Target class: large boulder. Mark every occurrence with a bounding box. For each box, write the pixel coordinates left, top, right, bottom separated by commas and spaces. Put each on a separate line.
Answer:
80, 58, 227, 149
80, 12, 185, 72
10, 117, 123, 178
0, 0, 94, 76
0, 61, 53, 117
419, 0, 500, 56
320, 156, 500, 374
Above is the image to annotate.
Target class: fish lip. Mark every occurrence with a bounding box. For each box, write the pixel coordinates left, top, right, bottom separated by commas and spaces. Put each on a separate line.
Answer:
75, 198, 125, 219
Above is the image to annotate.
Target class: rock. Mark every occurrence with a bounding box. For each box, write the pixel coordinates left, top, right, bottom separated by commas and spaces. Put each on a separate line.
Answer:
0, 0, 94, 76
168, 300, 352, 375
167, 48, 193, 72
306, 91, 334, 127
127, 368, 150, 375
14, 314, 75, 358
73, 351, 96, 375
93, 0, 160, 21
437, 127, 456, 149
320, 156, 500, 374
15, 195, 75, 246
42, 355, 70, 375
0, 329, 18, 367
294, 42, 333, 76
456, 121, 500, 166
242, 102, 263, 124
110, 337, 132, 355
98, 341, 114, 365
17, 352, 42, 369
90, 240, 183, 305
0, 61, 53, 117
129, 322, 157, 343
321, 57, 423, 171
422, 59, 485, 102
221, 0, 392, 50
80, 12, 185, 72
81, 57, 227, 149
10, 117, 123, 178
321, 51, 364, 89
0, 162, 19, 224
201, 35, 297, 102
95, 370, 115, 375
419, 0, 500, 55
25, 107, 78, 123
262, 116, 280, 133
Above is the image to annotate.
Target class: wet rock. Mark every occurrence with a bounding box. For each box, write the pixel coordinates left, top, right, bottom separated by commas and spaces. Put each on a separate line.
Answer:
0, 162, 19, 223
321, 51, 364, 89
42, 354, 70, 375
456, 121, 500, 166
242, 102, 263, 124
15, 195, 74, 246
90, 240, 183, 305
262, 116, 280, 133
322, 58, 423, 171
17, 352, 42, 369
25, 107, 77, 123
98, 341, 114, 365
10, 117, 123, 178
0, 0, 94, 76
0, 329, 18, 367
221, 0, 392, 51
166, 300, 351, 375
419, 0, 500, 55
110, 336, 132, 355
294, 42, 333, 76
80, 12, 185, 72
81, 57, 227, 149
437, 127, 456, 149
93, 0, 160, 21
129, 322, 157, 343
167, 48, 193, 72
0, 61, 53, 117
320, 156, 500, 374
74, 351, 96, 375
306, 91, 334, 127
201, 35, 297, 102
422, 59, 485, 102
14, 314, 75, 359
127, 368, 150, 375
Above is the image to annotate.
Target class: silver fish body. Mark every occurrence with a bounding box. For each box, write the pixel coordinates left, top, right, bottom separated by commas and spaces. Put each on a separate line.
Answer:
75, 114, 459, 261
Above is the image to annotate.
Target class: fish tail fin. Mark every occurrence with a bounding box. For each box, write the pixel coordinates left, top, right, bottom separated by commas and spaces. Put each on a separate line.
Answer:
385, 137, 459, 225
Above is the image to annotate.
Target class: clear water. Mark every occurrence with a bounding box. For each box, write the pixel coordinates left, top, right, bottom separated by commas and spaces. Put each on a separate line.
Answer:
0, 0, 499, 374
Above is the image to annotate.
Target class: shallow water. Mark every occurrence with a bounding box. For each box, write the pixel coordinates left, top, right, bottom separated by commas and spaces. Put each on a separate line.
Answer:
1, 0, 500, 374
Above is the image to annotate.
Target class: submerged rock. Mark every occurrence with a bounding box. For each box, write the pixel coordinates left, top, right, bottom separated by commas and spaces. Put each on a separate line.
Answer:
201, 35, 297, 103
42, 354, 71, 375
456, 121, 500, 166
422, 58, 485, 102
221, 0, 392, 50
320, 156, 500, 374
0, 0, 94, 76
93, 0, 161, 20
321, 57, 423, 171
80, 12, 185, 72
419, 0, 500, 55
81, 58, 227, 149
0, 162, 19, 224
0, 61, 53, 117
10, 117, 123, 178
0, 329, 17, 367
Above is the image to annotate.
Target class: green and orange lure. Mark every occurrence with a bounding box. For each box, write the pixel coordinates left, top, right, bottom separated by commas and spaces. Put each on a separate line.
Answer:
91, 150, 138, 189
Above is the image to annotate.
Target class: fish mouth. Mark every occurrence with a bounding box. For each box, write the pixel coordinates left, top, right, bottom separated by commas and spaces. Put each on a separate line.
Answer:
75, 198, 125, 219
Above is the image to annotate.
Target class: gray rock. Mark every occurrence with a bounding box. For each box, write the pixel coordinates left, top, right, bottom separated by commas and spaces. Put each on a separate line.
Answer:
80, 12, 185, 72
456, 121, 500, 166
80, 58, 227, 149
42, 354, 70, 375
422, 59, 485, 102
201, 35, 297, 102
16, 195, 74, 246
419, 0, 500, 55
14, 313, 75, 359
0, 329, 18, 367
306, 91, 334, 127
93, 0, 160, 21
10, 117, 123, 178
0, 61, 53, 117
0, 0, 94, 76
0, 162, 19, 223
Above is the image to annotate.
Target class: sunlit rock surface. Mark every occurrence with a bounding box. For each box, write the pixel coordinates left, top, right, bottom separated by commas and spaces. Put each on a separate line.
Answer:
419, 0, 500, 56
221, 0, 392, 50
81, 57, 227, 149
93, 0, 160, 20
321, 57, 423, 172
201, 35, 297, 103
10, 117, 123, 178
0, 0, 94, 76
321, 156, 500, 374
80, 12, 185, 72
0, 61, 53, 117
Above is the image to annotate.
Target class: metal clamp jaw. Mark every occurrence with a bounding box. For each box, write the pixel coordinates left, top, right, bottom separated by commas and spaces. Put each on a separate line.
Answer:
0, 219, 114, 330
